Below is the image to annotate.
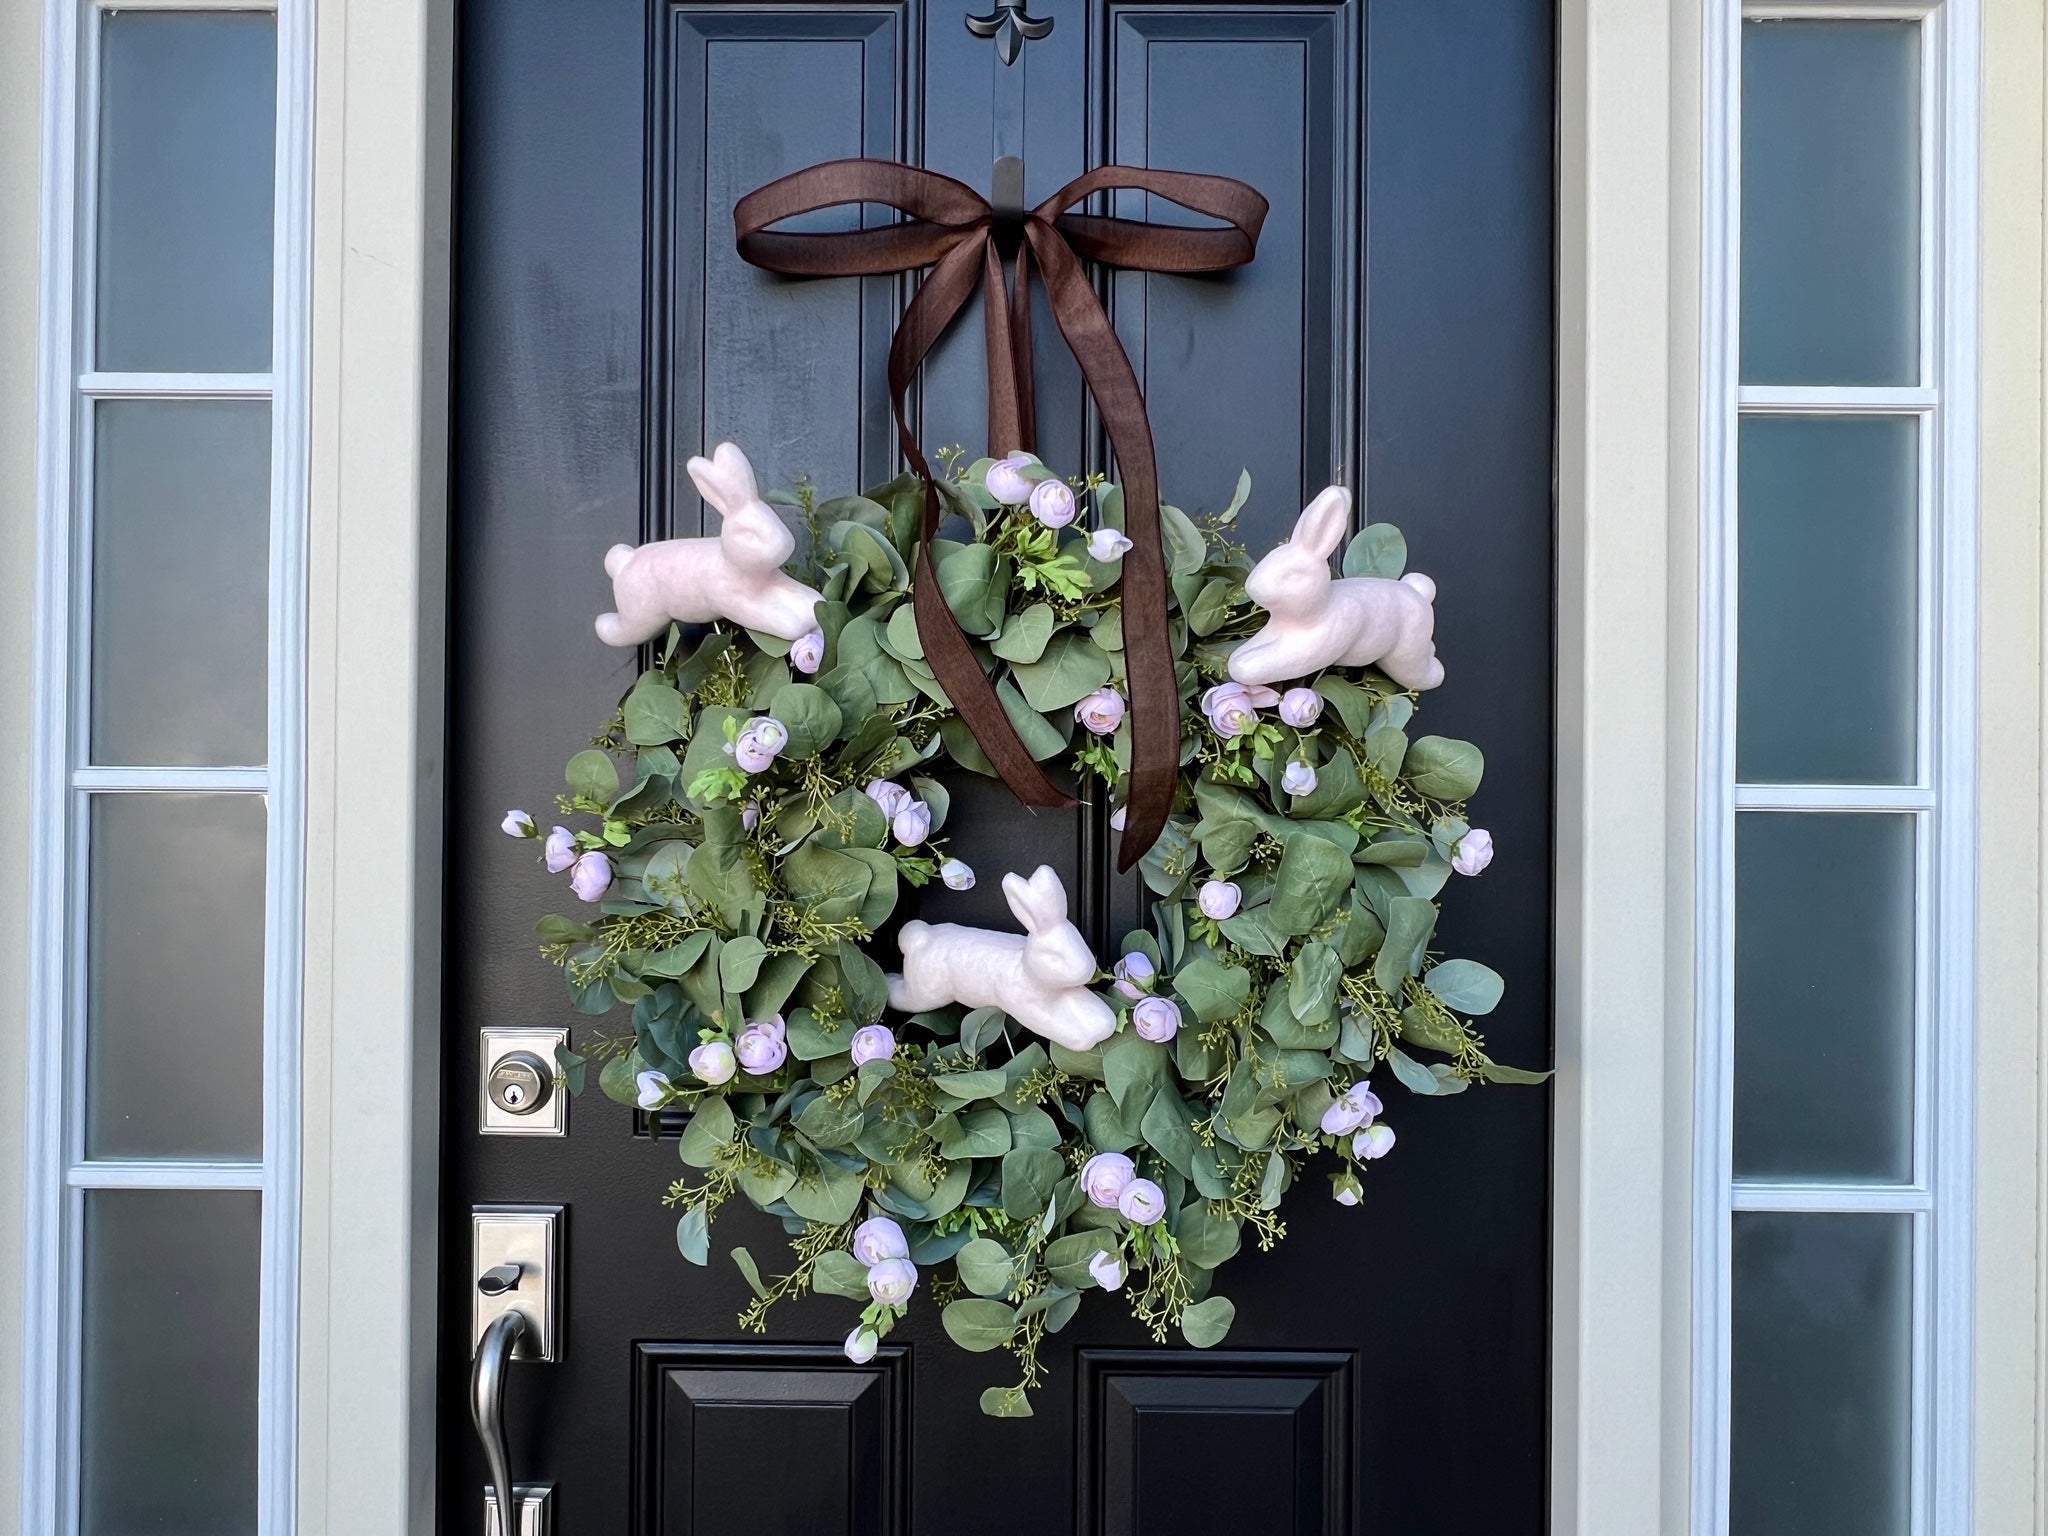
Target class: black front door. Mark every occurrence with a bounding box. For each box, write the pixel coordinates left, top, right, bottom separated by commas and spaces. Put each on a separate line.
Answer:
446, 1, 1554, 1530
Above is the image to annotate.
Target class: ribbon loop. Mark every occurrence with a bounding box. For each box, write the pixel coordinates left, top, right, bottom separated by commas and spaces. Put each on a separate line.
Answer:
734, 157, 1266, 869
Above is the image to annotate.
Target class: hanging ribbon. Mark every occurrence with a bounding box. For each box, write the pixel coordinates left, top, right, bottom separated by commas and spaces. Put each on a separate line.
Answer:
734, 159, 1266, 871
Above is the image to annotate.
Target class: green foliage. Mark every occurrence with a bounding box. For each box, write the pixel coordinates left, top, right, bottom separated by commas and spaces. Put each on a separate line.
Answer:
517, 458, 1541, 1419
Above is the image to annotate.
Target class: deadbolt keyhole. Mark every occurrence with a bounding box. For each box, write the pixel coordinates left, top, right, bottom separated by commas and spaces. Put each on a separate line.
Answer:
488, 1051, 553, 1116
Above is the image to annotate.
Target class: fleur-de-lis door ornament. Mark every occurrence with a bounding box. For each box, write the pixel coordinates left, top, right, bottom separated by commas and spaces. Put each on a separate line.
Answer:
965, 0, 1053, 64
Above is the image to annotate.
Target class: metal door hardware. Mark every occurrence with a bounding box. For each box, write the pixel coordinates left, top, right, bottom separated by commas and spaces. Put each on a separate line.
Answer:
472, 1204, 563, 1361
471, 1205, 562, 1533
483, 1481, 551, 1536
480, 1027, 569, 1136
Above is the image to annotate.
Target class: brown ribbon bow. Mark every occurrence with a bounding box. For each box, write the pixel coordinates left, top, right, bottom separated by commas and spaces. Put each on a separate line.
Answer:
734, 159, 1267, 870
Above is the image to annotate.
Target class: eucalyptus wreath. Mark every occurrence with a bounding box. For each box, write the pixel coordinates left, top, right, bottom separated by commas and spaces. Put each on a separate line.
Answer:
502, 449, 1540, 1416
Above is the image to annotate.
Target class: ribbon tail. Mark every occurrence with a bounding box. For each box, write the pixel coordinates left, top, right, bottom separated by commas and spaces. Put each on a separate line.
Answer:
895, 236, 1076, 812
1023, 222, 1178, 871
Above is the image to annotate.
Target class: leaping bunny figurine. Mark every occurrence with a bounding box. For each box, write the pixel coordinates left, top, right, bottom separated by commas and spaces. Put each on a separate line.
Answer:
594, 442, 824, 647
1227, 485, 1445, 691
886, 866, 1116, 1052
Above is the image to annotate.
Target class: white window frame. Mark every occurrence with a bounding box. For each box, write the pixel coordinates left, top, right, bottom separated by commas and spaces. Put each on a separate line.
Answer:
1695, 3, 1978, 1534
20, 0, 312, 1531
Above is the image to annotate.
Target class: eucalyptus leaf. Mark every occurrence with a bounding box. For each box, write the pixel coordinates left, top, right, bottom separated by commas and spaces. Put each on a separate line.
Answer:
1403, 736, 1485, 800
674, 1200, 709, 1265
943, 1298, 1019, 1352
1180, 1294, 1236, 1348
565, 748, 619, 805
1013, 630, 1113, 712
1342, 523, 1407, 578
1267, 833, 1353, 936
956, 1238, 1019, 1298
990, 602, 1056, 663
813, 1249, 872, 1300
1174, 957, 1252, 1024
730, 1246, 769, 1300
1374, 896, 1438, 995
677, 1097, 735, 1169
1423, 958, 1505, 1016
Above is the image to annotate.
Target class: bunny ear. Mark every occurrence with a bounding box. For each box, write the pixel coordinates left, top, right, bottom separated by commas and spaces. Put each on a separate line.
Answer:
685, 453, 728, 516
1001, 871, 1040, 932
1025, 866, 1068, 922
1293, 486, 1352, 560
686, 442, 760, 518
711, 442, 759, 505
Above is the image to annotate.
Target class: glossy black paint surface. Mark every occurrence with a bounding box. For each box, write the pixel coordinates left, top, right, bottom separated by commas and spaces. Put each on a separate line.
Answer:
447, 2, 1554, 1529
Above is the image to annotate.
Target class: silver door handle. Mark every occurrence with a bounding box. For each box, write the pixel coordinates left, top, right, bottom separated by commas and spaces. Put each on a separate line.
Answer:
470, 1309, 527, 1532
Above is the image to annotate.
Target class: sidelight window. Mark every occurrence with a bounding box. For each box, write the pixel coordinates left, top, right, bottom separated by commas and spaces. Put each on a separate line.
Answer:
1697, 5, 1976, 1535
23, 1, 310, 1532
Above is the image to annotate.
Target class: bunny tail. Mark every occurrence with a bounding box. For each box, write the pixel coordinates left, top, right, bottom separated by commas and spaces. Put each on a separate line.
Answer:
604, 543, 636, 579
1400, 571, 1437, 602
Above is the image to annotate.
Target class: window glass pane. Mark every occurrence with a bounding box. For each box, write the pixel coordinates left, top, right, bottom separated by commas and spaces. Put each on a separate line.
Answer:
91, 399, 270, 767
1734, 812, 1915, 1182
87, 792, 265, 1160
1740, 20, 1920, 385
80, 1189, 260, 1536
96, 11, 276, 372
1730, 1211, 1912, 1536
1737, 415, 1917, 785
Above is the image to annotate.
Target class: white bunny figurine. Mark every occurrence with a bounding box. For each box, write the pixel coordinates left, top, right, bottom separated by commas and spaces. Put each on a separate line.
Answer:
886, 865, 1117, 1052
1227, 485, 1446, 691
594, 441, 825, 647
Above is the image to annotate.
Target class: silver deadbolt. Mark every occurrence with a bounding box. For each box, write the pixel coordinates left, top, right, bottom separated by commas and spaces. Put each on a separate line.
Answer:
488, 1052, 552, 1116
480, 1027, 569, 1137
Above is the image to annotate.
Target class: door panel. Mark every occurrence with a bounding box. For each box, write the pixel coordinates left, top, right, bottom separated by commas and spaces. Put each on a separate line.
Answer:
447, 0, 1553, 1530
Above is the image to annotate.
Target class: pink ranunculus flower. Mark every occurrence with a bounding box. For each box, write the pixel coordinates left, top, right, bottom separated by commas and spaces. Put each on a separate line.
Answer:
892, 800, 932, 847
734, 1015, 788, 1075
544, 825, 577, 873
864, 779, 911, 819
688, 1040, 736, 1086
1320, 1080, 1385, 1137
740, 801, 761, 832
850, 1024, 895, 1066
844, 1326, 880, 1364
851, 1215, 909, 1267
1278, 687, 1324, 728
1088, 1250, 1127, 1291
1352, 1122, 1397, 1161
1075, 686, 1126, 737
1117, 1177, 1167, 1226
1131, 996, 1182, 1043
940, 858, 976, 891
1200, 680, 1280, 738
1452, 828, 1495, 876
569, 850, 613, 902
983, 454, 1036, 504
1080, 1151, 1136, 1209
634, 1070, 672, 1110
732, 715, 788, 774
1332, 1170, 1363, 1206
866, 1256, 919, 1305
1087, 527, 1134, 562
1113, 950, 1155, 999
502, 809, 536, 837
1029, 478, 1077, 528
789, 629, 825, 675
1282, 760, 1318, 796
1197, 879, 1241, 921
